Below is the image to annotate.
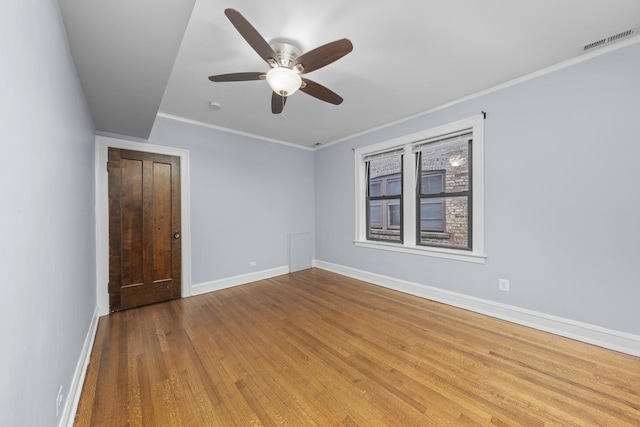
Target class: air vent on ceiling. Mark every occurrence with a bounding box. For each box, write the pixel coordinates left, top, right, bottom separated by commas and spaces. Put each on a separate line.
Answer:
581, 24, 640, 53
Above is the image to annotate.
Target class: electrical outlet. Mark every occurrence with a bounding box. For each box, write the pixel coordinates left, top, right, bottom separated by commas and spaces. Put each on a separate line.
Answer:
498, 279, 510, 292
249, 261, 257, 267
56, 385, 63, 417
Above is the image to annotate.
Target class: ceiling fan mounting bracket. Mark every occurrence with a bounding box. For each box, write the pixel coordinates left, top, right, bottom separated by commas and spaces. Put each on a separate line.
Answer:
269, 42, 302, 69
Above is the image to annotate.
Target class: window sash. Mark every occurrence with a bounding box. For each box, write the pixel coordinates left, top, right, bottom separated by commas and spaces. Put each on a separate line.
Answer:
366, 156, 403, 243
416, 143, 473, 250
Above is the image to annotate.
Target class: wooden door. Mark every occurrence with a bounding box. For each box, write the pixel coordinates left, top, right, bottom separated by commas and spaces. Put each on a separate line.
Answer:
108, 148, 181, 312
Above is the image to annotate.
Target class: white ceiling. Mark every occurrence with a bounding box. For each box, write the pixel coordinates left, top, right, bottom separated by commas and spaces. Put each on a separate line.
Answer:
59, 0, 640, 148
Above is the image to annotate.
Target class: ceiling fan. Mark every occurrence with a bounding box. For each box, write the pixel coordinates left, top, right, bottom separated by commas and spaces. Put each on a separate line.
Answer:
208, 9, 353, 114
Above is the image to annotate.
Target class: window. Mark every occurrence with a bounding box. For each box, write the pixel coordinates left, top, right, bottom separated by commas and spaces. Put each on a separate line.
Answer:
416, 132, 471, 250
419, 171, 445, 232
354, 115, 485, 264
366, 153, 403, 242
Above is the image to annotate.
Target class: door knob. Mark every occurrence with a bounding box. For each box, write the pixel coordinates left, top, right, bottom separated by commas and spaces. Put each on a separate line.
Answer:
174, 232, 180, 239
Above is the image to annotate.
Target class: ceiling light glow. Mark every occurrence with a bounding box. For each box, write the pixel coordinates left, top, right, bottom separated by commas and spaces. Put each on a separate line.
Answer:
266, 67, 302, 96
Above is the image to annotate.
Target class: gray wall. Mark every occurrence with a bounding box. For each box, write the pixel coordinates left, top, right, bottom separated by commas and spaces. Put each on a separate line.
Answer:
0, 1, 96, 426
315, 41, 640, 336
149, 117, 315, 284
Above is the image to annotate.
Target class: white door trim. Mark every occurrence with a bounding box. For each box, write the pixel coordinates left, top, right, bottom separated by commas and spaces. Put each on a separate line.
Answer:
95, 135, 192, 315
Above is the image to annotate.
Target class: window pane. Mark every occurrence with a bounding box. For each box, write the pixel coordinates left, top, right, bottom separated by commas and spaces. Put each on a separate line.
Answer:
369, 181, 381, 197
421, 172, 443, 195
420, 199, 443, 231
422, 201, 442, 217
420, 140, 469, 192
388, 202, 400, 228
368, 201, 401, 243
369, 201, 381, 228
422, 219, 442, 229
419, 196, 469, 249
369, 155, 402, 179
387, 178, 401, 196
369, 156, 402, 197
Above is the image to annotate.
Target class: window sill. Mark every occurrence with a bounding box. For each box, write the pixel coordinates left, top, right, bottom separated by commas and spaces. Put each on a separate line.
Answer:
354, 240, 486, 264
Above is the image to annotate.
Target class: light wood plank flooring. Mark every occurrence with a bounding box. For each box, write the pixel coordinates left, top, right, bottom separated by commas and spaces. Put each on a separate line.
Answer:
74, 268, 640, 426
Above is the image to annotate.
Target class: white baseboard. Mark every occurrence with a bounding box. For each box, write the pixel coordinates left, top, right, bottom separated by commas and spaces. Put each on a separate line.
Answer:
313, 260, 640, 357
61, 306, 100, 427
191, 265, 290, 296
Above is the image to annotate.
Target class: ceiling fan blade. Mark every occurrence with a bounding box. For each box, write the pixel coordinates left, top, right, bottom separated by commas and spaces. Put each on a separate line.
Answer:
224, 9, 278, 65
292, 39, 353, 74
300, 79, 343, 105
271, 92, 287, 114
208, 72, 265, 82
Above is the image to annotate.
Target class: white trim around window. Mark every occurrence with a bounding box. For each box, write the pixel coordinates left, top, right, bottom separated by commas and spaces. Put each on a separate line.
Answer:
354, 115, 486, 264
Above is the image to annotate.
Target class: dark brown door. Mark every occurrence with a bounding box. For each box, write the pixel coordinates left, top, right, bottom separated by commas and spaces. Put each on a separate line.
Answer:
108, 148, 181, 312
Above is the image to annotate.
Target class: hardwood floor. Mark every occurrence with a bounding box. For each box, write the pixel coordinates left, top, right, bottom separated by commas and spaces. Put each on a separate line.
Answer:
74, 268, 640, 426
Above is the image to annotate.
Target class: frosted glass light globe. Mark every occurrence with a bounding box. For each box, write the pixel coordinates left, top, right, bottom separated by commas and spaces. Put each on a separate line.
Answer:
266, 67, 302, 96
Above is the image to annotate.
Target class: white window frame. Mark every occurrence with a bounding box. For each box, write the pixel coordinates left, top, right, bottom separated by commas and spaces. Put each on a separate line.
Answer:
354, 115, 486, 264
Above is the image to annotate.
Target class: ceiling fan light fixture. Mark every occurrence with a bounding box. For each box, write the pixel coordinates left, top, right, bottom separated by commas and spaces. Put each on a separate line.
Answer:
266, 67, 301, 96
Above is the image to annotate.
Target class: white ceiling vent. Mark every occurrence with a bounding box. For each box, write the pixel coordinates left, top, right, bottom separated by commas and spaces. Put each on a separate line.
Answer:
581, 24, 640, 53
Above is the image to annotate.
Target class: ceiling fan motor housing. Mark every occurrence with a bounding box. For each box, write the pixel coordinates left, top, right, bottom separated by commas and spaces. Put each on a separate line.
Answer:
270, 42, 301, 69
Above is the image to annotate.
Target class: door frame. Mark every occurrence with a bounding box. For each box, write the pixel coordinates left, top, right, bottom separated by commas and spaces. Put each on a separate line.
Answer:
95, 135, 192, 316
